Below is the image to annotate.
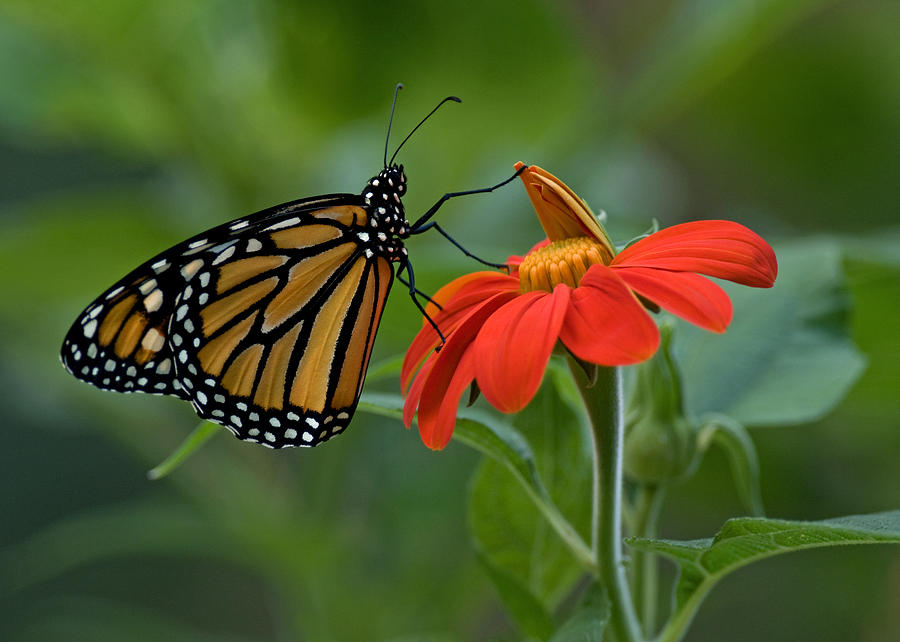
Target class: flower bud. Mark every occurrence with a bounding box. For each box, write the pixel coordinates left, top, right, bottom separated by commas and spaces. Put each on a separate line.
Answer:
624, 324, 697, 483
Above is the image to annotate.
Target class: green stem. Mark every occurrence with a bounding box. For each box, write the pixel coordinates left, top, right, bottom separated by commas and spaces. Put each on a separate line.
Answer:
630, 484, 666, 637
569, 362, 643, 642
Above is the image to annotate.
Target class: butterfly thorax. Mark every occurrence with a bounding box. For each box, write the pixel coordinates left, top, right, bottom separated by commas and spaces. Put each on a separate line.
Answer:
360, 164, 409, 262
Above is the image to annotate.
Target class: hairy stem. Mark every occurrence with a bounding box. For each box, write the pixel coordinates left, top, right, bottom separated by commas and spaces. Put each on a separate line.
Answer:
569, 361, 643, 642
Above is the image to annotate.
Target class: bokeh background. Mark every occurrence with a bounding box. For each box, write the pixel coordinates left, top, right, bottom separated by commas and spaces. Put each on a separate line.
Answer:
1, 1, 898, 640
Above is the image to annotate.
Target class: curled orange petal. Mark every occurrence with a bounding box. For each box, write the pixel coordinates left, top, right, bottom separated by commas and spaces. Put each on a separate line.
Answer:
515, 162, 615, 259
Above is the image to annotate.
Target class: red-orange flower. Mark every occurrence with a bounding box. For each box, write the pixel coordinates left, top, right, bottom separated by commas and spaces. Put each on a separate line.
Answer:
402, 163, 777, 450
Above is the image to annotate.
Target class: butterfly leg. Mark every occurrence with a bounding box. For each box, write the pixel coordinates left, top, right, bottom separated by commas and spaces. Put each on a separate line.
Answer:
395, 263, 443, 310
407, 165, 528, 232
407, 221, 508, 272
397, 259, 446, 348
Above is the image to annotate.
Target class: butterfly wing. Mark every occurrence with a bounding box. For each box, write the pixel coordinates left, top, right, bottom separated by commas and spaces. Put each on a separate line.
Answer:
60, 240, 198, 400
167, 202, 394, 448
60, 195, 377, 405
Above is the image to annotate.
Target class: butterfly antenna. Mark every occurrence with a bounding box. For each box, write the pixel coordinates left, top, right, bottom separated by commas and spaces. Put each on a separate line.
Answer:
389, 95, 461, 166
384, 83, 404, 168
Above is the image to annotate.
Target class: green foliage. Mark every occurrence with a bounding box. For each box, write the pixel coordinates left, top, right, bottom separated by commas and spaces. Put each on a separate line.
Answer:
467, 366, 594, 633
549, 584, 609, 642
146, 421, 223, 480
628, 511, 900, 642
695, 415, 764, 517
673, 240, 866, 426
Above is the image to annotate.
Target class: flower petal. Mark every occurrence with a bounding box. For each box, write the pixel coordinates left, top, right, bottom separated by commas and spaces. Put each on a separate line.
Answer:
403, 353, 434, 428
412, 291, 518, 449
402, 272, 518, 392
559, 264, 659, 365
611, 220, 777, 287
423, 271, 510, 318
473, 285, 571, 413
614, 266, 733, 333
515, 162, 615, 257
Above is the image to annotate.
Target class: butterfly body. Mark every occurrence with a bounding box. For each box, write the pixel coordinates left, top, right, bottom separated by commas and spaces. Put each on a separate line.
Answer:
62, 165, 411, 448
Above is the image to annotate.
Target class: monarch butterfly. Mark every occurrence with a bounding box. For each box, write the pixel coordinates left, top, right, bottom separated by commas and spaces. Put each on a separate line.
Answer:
60, 85, 524, 449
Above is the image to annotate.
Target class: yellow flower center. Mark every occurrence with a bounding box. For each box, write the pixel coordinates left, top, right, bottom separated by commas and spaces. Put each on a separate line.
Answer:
518, 236, 612, 292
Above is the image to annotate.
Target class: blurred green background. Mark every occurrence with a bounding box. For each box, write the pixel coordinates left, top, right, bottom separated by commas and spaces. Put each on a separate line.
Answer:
1, 1, 898, 640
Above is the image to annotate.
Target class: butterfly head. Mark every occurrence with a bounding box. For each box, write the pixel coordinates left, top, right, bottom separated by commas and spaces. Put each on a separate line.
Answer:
361, 164, 410, 261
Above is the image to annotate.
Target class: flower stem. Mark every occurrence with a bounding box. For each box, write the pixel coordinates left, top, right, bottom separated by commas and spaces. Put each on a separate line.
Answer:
630, 483, 666, 637
568, 361, 643, 642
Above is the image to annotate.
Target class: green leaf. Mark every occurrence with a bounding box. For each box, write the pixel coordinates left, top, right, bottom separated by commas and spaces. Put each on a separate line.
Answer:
146, 421, 223, 480
360, 385, 595, 636
696, 414, 764, 516
474, 548, 555, 640
469, 458, 573, 636
627, 511, 900, 642
359, 392, 593, 567
673, 240, 866, 427
467, 366, 595, 628
549, 583, 610, 642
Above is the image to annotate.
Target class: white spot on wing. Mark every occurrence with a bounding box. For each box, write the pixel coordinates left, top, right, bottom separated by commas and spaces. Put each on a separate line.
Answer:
246, 238, 262, 252
144, 289, 163, 313
212, 245, 236, 266
265, 217, 301, 231
83, 319, 97, 339
181, 259, 204, 280
141, 328, 165, 352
